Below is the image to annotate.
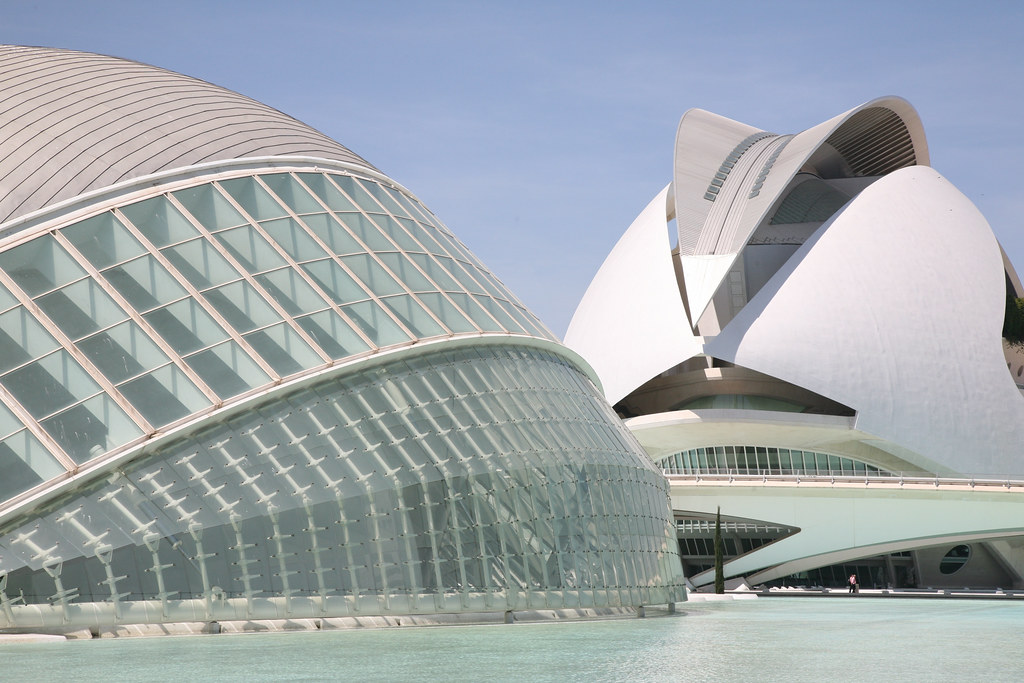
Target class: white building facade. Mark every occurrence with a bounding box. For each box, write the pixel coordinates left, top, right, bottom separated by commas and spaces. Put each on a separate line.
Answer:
567, 97, 1024, 589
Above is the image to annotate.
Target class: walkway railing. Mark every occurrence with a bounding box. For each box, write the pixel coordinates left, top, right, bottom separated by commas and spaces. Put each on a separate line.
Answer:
663, 470, 1024, 491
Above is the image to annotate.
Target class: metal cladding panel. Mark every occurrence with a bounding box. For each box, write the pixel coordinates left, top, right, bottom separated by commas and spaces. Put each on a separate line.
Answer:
705, 167, 1024, 476
675, 97, 929, 327
0, 45, 372, 227
673, 109, 764, 256
732, 96, 929, 261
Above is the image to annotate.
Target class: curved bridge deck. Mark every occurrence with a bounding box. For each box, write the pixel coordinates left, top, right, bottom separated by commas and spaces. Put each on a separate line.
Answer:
666, 471, 1024, 587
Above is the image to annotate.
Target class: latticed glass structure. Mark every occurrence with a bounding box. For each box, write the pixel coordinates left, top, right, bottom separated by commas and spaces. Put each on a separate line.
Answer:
0, 46, 684, 632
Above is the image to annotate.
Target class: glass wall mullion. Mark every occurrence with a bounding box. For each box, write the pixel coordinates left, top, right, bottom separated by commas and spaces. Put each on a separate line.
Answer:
129, 195, 282, 383
205, 184, 332, 366
0, 382, 76, 471
0, 267, 154, 436
335, 220, 487, 335
312, 175, 504, 335
337, 179, 521, 335
297, 177, 444, 338
246, 176, 391, 350
274, 174, 419, 342
54, 225, 222, 408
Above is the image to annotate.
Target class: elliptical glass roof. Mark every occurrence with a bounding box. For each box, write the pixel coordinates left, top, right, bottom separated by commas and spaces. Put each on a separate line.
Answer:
0, 168, 553, 506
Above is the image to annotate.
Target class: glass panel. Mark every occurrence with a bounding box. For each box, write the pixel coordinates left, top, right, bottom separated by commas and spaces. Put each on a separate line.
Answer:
103, 254, 188, 313
299, 213, 365, 256
417, 293, 478, 333
185, 340, 271, 398
382, 187, 416, 218
120, 195, 200, 247
220, 177, 288, 221
0, 430, 66, 500
260, 217, 328, 262
118, 364, 210, 427
506, 304, 547, 338
410, 199, 441, 227
255, 267, 328, 316
0, 235, 87, 297
1, 350, 102, 418
41, 393, 143, 463
203, 280, 281, 333
302, 259, 369, 304
340, 254, 403, 296
0, 306, 60, 373
212, 225, 287, 273
297, 173, 358, 211
376, 252, 433, 291
62, 212, 145, 269
438, 257, 485, 294
380, 295, 445, 338
162, 238, 240, 289
472, 295, 526, 333
370, 214, 421, 252
0, 282, 17, 313
815, 452, 830, 472
398, 218, 448, 256
469, 268, 512, 301
244, 322, 322, 375
407, 253, 461, 290
173, 184, 247, 230
445, 293, 503, 332
342, 301, 410, 347
335, 213, 394, 251
360, 179, 407, 216
260, 173, 323, 214
296, 310, 370, 360
78, 320, 170, 384
390, 217, 429, 252
36, 278, 127, 341
359, 180, 406, 216
143, 298, 229, 355
0, 401, 23, 441
332, 175, 381, 212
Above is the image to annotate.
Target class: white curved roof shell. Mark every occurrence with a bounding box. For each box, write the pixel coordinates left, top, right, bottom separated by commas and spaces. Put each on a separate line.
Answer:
564, 186, 701, 404
705, 166, 1024, 475
567, 97, 1024, 477
0, 45, 371, 227
675, 97, 928, 324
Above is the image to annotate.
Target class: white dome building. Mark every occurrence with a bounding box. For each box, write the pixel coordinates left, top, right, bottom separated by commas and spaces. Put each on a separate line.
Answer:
567, 98, 1024, 590
0, 46, 684, 635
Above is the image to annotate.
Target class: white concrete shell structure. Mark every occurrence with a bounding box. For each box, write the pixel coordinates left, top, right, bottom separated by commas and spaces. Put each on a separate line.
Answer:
0, 46, 684, 635
566, 97, 1024, 590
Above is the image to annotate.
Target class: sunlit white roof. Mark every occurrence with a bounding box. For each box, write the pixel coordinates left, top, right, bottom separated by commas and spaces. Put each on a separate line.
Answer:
0, 45, 371, 226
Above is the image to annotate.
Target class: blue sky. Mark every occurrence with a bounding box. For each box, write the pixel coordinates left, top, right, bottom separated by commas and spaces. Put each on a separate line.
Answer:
4, 0, 1023, 335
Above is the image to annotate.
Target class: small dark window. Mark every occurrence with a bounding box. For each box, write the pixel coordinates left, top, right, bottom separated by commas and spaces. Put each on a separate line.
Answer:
939, 545, 971, 574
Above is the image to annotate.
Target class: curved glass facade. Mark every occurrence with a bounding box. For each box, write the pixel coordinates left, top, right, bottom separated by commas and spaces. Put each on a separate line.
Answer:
0, 345, 684, 622
0, 169, 552, 509
659, 445, 888, 476
0, 47, 688, 632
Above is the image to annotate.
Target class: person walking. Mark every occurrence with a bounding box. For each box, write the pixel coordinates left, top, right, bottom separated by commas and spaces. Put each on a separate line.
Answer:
848, 573, 857, 593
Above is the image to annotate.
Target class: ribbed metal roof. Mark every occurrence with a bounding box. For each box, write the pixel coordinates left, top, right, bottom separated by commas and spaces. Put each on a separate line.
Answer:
0, 45, 374, 226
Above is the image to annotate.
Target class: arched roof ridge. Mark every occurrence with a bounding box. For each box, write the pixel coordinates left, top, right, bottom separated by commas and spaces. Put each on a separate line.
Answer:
0, 45, 374, 228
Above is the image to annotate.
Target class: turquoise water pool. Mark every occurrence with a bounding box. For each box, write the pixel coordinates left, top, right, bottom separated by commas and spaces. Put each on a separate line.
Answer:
1, 598, 1019, 681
